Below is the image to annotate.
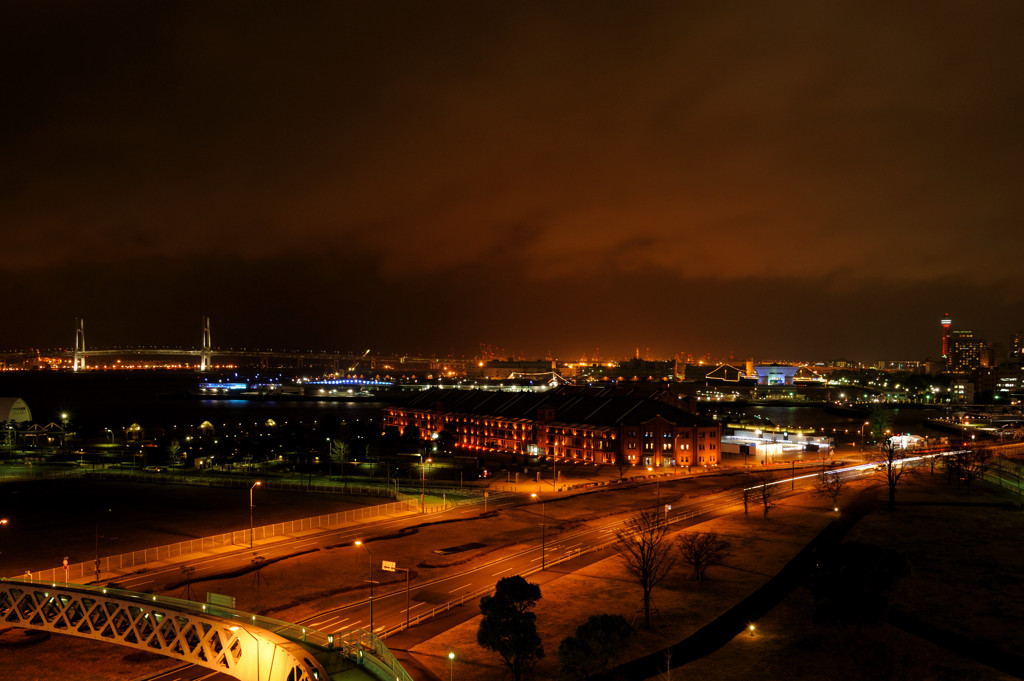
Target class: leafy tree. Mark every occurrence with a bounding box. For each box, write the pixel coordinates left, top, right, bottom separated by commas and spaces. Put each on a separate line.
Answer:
436, 428, 455, 454
331, 439, 350, 479
557, 614, 633, 680
814, 469, 845, 509
677, 531, 732, 583
615, 508, 676, 629
477, 576, 544, 681
867, 404, 893, 445
167, 439, 182, 463
380, 425, 402, 453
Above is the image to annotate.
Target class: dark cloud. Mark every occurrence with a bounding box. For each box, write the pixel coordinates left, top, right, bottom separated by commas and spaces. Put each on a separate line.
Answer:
2, 1, 1023, 360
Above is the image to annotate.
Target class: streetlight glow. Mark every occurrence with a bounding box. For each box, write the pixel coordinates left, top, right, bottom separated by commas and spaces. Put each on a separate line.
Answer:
249, 481, 262, 549
355, 541, 374, 633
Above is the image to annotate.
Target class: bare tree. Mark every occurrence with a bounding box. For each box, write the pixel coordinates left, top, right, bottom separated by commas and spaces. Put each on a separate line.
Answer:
615, 508, 676, 629
878, 439, 911, 511
677, 531, 732, 582
754, 471, 780, 518
814, 469, 845, 509
951, 447, 991, 495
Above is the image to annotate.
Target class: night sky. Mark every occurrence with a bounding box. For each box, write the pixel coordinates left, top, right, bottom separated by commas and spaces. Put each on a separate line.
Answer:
3, 2, 1023, 362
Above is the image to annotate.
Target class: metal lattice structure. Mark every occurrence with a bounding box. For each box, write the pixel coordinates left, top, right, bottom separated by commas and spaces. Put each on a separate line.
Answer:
0, 580, 329, 681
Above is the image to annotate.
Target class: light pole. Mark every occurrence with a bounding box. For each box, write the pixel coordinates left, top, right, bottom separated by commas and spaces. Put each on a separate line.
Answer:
648, 467, 662, 521
249, 481, 262, 549
860, 421, 869, 447
448, 651, 455, 681
531, 493, 545, 570
355, 540, 375, 633
420, 456, 432, 512
60, 412, 69, 455
381, 558, 412, 630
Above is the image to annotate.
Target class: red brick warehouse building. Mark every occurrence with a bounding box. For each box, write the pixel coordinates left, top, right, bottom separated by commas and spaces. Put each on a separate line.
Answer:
384, 385, 722, 469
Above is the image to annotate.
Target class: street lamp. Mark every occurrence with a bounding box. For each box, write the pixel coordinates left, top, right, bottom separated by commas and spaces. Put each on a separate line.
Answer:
383, 560, 411, 630
860, 421, 869, 446
648, 466, 662, 520
420, 456, 432, 512
249, 481, 262, 549
448, 651, 455, 681
531, 493, 546, 571
355, 540, 375, 633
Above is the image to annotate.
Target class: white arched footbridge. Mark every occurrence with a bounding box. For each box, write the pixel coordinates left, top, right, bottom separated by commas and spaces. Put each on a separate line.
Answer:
0, 579, 412, 681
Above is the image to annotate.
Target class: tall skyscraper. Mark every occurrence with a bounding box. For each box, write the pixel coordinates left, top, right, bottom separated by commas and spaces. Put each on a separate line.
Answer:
948, 330, 988, 373
941, 315, 952, 359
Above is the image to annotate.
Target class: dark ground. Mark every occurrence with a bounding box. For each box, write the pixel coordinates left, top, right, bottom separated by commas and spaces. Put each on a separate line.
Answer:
0, 474, 376, 575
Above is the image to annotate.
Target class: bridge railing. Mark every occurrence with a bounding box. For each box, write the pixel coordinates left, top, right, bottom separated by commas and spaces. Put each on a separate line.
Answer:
19, 498, 420, 583
1, 578, 414, 681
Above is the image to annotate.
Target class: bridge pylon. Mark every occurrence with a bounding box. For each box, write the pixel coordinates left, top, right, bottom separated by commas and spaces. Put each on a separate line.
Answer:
200, 315, 212, 371
73, 317, 86, 371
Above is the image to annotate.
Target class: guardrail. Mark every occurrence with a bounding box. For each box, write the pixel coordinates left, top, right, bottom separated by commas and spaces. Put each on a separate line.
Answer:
19, 498, 420, 582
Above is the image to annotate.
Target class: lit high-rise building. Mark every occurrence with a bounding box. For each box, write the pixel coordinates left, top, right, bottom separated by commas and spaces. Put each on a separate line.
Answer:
941, 314, 952, 359
948, 330, 988, 373
1011, 331, 1023, 358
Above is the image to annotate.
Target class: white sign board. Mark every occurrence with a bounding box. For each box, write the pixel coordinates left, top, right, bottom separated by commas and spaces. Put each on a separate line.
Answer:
382, 560, 396, 572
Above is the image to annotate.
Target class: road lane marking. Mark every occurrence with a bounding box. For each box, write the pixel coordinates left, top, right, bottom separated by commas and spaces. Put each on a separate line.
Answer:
313, 615, 349, 629
491, 567, 514, 576
449, 582, 472, 593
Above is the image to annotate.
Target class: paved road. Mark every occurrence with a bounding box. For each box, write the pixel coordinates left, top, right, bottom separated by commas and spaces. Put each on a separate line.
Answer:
110, 493, 522, 594
105, 460, 885, 681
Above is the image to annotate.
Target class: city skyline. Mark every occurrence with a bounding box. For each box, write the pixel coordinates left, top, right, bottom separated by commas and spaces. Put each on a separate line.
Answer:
3, 3, 1024, 361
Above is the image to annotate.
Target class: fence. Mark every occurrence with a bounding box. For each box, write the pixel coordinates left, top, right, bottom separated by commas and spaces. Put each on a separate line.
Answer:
85, 470, 405, 499
22, 497, 420, 583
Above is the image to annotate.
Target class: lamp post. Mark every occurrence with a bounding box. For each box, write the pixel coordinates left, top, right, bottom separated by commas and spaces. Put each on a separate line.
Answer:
60, 412, 69, 455
1, 519, 8, 570
860, 421, 869, 447
448, 651, 455, 681
531, 493, 545, 570
355, 541, 374, 633
420, 456, 432, 513
249, 481, 262, 549
647, 466, 662, 520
